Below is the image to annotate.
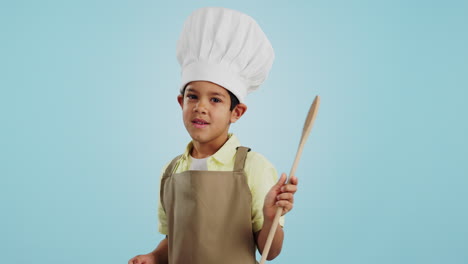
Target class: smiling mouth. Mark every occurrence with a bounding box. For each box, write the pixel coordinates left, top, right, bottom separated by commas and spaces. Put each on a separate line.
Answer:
192, 118, 209, 125
192, 119, 209, 128
192, 121, 208, 125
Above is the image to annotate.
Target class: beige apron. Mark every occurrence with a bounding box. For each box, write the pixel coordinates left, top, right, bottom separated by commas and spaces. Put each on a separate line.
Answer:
160, 147, 257, 264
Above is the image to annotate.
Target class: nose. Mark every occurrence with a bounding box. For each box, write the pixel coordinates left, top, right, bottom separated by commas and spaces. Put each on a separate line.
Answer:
194, 99, 207, 114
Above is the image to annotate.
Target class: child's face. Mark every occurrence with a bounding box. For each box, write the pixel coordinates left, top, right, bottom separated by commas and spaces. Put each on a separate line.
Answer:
177, 81, 246, 147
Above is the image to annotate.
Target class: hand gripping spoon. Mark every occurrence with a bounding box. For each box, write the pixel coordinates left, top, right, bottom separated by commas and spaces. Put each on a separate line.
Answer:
259, 95, 320, 264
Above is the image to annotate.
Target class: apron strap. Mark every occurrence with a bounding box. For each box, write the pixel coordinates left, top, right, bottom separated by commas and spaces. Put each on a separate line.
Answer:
234, 146, 251, 172
163, 154, 182, 177
160, 154, 182, 213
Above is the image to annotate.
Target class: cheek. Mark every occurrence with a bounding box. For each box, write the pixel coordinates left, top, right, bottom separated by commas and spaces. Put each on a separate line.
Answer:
182, 108, 191, 120
212, 111, 230, 124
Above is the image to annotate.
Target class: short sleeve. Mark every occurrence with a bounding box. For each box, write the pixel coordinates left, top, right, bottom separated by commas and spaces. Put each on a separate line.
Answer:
244, 152, 285, 233
157, 162, 170, 235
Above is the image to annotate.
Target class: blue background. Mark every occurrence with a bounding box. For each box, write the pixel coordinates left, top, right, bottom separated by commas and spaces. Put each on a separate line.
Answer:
1, 0, 467, 263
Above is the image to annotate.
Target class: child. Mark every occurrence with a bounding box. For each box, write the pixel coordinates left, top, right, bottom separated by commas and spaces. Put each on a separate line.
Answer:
129, 7, 298, 264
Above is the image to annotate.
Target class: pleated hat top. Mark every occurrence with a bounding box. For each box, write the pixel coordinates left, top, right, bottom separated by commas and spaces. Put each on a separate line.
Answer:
176, 7, 275, 103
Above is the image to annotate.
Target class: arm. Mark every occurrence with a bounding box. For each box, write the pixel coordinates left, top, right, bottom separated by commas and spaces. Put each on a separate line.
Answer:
255, 221, 284, 260
255, 173, 298, 260
150, 237, 169, 263
128, 237, 168, 264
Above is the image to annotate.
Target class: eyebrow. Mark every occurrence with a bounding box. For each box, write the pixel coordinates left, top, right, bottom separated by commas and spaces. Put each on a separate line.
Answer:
210, 92, 226, 98
186, 88, 198, 93
186, 88, 226, 98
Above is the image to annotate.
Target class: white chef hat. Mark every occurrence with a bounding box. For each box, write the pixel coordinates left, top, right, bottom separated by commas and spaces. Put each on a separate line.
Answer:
176, 7, 275, 103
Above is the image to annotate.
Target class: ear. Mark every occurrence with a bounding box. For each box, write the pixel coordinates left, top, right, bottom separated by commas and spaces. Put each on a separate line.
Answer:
230, 103, 247, 123
177, 94, 183, 109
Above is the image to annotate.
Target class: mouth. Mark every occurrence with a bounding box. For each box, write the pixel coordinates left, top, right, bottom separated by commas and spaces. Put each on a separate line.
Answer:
191, 118, 209, 128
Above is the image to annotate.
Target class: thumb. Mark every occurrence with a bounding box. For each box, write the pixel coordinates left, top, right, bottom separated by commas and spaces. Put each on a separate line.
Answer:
275, 173, 287, 188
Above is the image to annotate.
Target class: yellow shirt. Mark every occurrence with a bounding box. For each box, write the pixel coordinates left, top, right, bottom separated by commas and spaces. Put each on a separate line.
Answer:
158, 133, 285, 234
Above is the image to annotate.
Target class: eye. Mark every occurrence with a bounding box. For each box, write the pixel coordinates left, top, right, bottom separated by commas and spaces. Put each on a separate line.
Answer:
211, 97, 222, 103
186, 94, 197, 100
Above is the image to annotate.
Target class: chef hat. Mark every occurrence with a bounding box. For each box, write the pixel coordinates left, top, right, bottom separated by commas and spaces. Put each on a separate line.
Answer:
176, 7, 275, 103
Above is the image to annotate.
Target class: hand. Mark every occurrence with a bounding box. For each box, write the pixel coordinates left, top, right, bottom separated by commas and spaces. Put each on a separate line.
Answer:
263, 173, 298, 221
128, 254, 157, 264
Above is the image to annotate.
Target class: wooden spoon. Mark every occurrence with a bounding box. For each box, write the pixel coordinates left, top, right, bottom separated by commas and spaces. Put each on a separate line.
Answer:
259, 95, 320, 263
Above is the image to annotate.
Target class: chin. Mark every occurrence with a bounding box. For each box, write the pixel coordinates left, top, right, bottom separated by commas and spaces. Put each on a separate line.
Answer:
188, 132, 208, 143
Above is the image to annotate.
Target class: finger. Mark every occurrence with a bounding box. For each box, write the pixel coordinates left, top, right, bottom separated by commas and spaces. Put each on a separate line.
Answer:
276, 200, 293, 209
281, 184, 298, 193
274, 173, 287, 188
277, 193, 294, 203
276, 201, 293, 214
290, 175, 299, 185
282, 205, 293, 215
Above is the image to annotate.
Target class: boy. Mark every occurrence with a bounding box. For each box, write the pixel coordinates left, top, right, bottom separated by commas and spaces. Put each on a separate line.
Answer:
129, 7, 298, 264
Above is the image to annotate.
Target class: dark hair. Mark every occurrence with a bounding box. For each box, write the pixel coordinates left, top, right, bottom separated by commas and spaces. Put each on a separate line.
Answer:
181, 87, 240, 111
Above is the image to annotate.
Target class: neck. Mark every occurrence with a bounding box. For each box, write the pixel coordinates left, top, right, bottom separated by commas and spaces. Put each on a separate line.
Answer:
191, 134, 230, 159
